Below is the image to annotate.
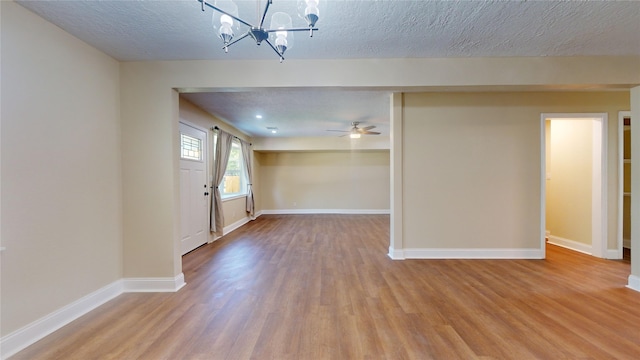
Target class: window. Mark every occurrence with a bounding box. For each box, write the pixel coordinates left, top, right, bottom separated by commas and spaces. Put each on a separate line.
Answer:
214, 135, 248, 199
180, 133, 202, 161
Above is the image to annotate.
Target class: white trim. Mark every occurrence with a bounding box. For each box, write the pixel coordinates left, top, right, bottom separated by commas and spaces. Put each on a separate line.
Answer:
209, 213, 261, 242
221, 194, 248, 202
223, 216, 251, 235
540, 117, 548, 258
401, 248, 544, 259
606, 249, 621, 259
122, 273, 186, 293
260, 209, 391, 215
387, 246, 405, 260
0, 280, 123, 359
390, 93, 404, 260
618, 111, 631, 259
0, 273, 188, 358
627, 275, 640, 292
547, 235, 592, 255
179, 120, 210, 256
591, 117, 607, 258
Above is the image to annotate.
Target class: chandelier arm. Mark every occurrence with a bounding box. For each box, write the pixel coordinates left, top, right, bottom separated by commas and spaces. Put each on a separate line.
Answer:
265, 28, 319, 33
199, 0, 253, 28
264, 38, 285, 60
258, 0, 273, 29
224, 31, 251, 48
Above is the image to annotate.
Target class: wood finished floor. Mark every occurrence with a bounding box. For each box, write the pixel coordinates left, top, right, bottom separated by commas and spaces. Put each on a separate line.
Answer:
12, 214, 640, 359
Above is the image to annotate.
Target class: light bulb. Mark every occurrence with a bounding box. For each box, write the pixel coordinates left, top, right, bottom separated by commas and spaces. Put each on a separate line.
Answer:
276, 36, 288, 47
220, 14, 233, 26
304, 6, 319, 27
350, 133, 361, 139
211, 0, 238, 48
270, 12, 294, 54
219, 25, 232, 36
306, 6, 319, 17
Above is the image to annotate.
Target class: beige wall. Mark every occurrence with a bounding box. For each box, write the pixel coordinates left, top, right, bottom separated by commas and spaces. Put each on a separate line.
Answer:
1, 1, 121, 336
253, 135, 389, 151
546, 119, 593, 245
402, 92, 629, 251
222, 197, 252, 226
119, 57, 639, 280
258, 151, 390, 211
3, 1, 640, 348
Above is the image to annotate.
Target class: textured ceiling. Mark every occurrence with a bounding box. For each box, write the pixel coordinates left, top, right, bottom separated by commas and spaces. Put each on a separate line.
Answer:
17, 0, 640, 61
16, 0, 640, 137
182, 89, 391, 137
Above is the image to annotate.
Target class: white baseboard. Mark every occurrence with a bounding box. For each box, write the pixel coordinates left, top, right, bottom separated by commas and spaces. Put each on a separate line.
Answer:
261, 209, 390, 215
547, 235, 592, 255
0, 280, 123, 359
223, 216, 251, 236
1, 273, 186, 359
606, 249, 622, 260
623, 238, 631, 249
387, 246, 405, 260
210, 213, 261, 242
123, 273, 186, 293
401, 248, 544, 259
627, 275, 640, 292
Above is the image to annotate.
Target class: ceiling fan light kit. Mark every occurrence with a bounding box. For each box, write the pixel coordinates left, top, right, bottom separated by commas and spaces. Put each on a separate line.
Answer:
327, 122, 381, 139
198, 0, 321, 62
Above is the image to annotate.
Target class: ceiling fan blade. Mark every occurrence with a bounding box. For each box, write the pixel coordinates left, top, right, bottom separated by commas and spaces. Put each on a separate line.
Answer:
362, 131, 381, 135
361, 125, 376, 131
326, 129, 349, 132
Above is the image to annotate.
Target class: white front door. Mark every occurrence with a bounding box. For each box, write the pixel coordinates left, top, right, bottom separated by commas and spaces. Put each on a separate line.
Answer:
179, 122, 208, 255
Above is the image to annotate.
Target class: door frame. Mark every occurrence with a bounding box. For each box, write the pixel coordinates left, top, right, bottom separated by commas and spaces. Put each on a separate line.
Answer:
618, 111, 631, 258
179, 120, 210, 254
540, 113, 608, 258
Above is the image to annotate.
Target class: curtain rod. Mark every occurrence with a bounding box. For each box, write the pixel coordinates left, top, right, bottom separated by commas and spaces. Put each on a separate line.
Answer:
212, 126, 252, 146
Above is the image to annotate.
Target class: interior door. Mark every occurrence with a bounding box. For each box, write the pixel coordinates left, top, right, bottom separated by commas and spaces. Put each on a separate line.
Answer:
179, 122, 208, 255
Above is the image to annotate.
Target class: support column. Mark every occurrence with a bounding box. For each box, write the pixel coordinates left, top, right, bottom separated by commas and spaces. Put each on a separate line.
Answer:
389, 93, 405, 259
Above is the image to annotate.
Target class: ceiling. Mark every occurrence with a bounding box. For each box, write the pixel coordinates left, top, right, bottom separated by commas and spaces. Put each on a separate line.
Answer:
17, 0, 640, 137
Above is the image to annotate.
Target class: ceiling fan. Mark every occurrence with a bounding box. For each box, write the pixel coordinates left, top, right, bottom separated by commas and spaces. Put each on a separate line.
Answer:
326, 122, 380, 138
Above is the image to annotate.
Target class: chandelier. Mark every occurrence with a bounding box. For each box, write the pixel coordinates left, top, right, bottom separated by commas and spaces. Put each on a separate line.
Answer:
198, 0, 321, 62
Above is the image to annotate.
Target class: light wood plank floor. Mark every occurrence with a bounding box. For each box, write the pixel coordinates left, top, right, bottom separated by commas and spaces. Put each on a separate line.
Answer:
13, 214, 640, 359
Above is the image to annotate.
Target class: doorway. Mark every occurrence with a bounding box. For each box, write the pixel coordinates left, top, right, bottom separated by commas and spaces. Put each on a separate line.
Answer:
179, 121, 209, 255
541, 113, 608, 258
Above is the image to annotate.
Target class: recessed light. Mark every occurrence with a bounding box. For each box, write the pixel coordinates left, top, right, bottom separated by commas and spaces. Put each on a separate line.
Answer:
256, 115, 263, 119
271, 130, 277, 134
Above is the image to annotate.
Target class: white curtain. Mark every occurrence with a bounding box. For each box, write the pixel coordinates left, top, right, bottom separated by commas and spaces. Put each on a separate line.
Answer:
241, 139, 255, 218
211, 129, 233, 232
